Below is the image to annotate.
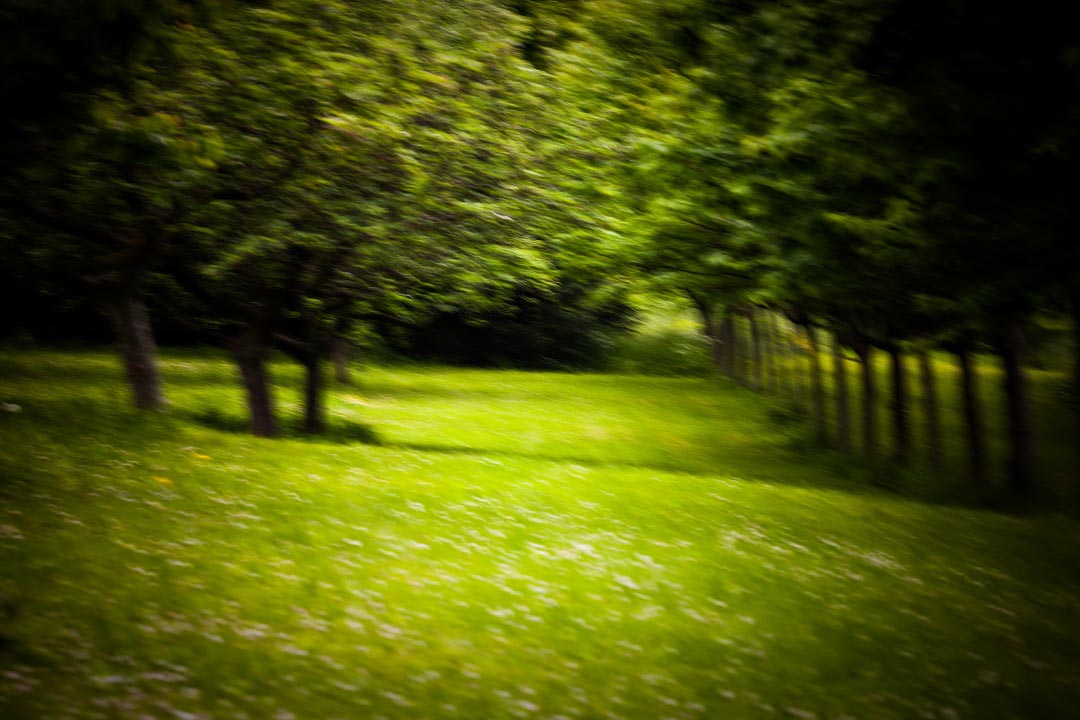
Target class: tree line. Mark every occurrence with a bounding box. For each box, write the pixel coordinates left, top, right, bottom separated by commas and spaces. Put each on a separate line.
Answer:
569, 0, 1080, 501
3, 0, 1079, 502
1, 0, 629, 436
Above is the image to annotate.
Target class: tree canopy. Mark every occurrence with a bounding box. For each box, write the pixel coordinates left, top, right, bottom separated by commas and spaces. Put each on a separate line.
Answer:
3, 0, 1078, 494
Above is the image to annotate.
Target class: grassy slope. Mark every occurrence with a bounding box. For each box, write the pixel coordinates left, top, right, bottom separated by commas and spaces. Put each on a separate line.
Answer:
781, 344, 1080, 505
623, 307, 1080, 505
1, 349, 1079, 719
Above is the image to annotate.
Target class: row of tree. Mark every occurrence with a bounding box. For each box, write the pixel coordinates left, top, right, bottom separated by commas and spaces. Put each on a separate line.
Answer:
4, 0, 1078, 503
699, 305, 1003, 490
561, 0, 1080, 500
1, 0, 631, 435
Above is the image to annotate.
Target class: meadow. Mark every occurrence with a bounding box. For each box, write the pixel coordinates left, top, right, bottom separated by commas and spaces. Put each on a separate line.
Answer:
2, 348, 1080, 719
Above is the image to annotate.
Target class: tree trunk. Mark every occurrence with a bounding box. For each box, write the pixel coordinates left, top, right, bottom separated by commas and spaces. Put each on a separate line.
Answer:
794, 325, 812, 410
889, 346, 911, 466
1001, 322, 1035, 498
918, 349, 943, 477
706, 317, 730, 374
109, 292, 166, 410
719, 312, 736, 378
763, 312, 777, 394
726, 312, 742, 384
793, 323, 808, 410
1072, 294, 1080, 461
806, 325, 827, 445
749, 309, 763, 391
302, 356, 326, 435
957, 346, 987, 487
693, 297, 727, 375
854, 341, 877, 459
733, 312, 748, 387
331, 337, 351, 385
777, 315, 792, 401
707, 322, 727, 371
233, 345, 278, 438
833, 338, 851, 452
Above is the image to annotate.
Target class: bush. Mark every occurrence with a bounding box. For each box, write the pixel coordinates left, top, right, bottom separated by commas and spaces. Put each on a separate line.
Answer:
607, 310, 712, 376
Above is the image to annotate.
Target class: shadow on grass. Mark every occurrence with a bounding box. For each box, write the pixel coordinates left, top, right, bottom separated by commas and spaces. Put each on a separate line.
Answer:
769, 405, 1022, 512
0, 395, 186, 446
189, 407, 382, 445
378, 438, 919, 503
0, 363, 1040, 514
382, 440, 714, 477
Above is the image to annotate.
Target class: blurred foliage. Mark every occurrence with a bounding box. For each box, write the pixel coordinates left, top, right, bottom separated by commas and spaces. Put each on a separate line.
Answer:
382, 278, 636, 370
0, 0, 634, 369
1, 0, 1079, 457
607, 299, 712, 376
3, 0, 1080, 708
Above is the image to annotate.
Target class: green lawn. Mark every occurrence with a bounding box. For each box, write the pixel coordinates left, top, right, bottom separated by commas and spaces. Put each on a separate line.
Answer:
2, 349, 1080, 719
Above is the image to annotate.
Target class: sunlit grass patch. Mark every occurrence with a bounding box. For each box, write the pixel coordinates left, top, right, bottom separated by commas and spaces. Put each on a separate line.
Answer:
1, 349, 1079, 718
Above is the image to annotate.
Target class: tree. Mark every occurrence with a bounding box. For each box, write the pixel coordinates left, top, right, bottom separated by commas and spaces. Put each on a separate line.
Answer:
166, 0, 574, 434
0, 0, 217, 410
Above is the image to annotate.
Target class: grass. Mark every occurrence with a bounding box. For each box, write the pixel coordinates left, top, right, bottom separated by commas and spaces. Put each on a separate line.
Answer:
674, 308, 1080, 506
2, 348, 1080, 719
767, 338, 1080, 506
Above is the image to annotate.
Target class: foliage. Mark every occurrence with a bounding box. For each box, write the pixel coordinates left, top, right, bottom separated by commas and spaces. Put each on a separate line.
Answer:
2, 0, 1078, 487
607, 300, 712, 376
383, 279, 636, 370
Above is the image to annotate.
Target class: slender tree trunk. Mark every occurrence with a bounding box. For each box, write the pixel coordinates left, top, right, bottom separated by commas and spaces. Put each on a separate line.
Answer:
854, 341, 877, 458
795, 324, 810, 411
695, 298, 714, 363
720, 312, 736, 378
1001, 322, 1035, 498
749, 309, 763, 391
918, 349, 943, 477
706, 316, 730, 374
733, 311, 749, 387
1074, 295, 1080, 391
806, 326, 827, 444
775, 318, 786, 395
1071, 294, 1080, 461
889, 346, 911, 466
693, 296, 727, 375
833, 338, 851, 452
232, 344, 277, 438
708, 321, 727, 371
109, 291, 166, 410
331, 336, 351, 385
957, 347, 987, 488
777, 315, 792, 401
763, 312, 777, 394
302, 356, 326, 435
792, 323, 806, 409
760, 312, 772, 394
